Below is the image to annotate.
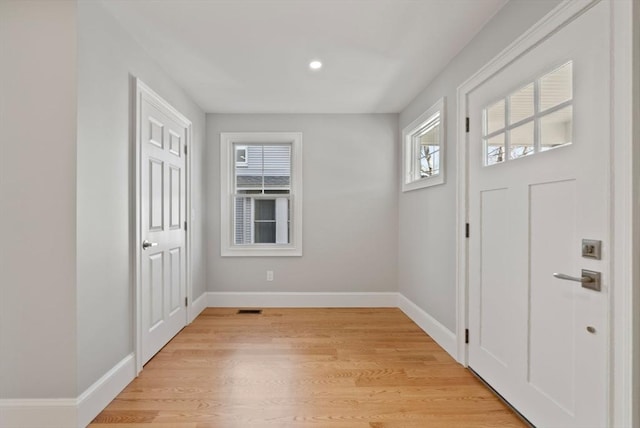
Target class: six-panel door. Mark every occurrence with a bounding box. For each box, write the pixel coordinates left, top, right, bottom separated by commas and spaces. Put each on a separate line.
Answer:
140, 95, 187, 365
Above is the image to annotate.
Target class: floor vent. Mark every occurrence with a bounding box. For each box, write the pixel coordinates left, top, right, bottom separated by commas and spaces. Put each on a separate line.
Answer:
237, 309, 262, 315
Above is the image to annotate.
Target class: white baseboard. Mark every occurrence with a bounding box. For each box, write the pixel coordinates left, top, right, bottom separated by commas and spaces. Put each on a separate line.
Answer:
206, 291, 399, 308
397, 293, 458, 360
189, 292, 208, 323
0, 399, 77, 428
77, 353, 135, 427
0, 354, 135, 428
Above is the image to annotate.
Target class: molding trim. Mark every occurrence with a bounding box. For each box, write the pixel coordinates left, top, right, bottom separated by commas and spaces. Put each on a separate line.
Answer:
77, 353, 135, 428
189, 292, 208, 323
610, 0, 637, 426
0, 354, 136, 428
207, 291, 398, 308
397, 294, 457, 360
0, 399, 77, 428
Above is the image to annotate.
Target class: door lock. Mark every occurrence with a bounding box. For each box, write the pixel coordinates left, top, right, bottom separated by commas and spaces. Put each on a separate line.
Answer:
582, 239, 602, 260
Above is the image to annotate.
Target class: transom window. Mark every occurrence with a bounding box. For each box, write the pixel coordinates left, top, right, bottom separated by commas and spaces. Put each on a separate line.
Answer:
221, 133, 302, 257
483, 61, 573, 166
402, 98, 445, 191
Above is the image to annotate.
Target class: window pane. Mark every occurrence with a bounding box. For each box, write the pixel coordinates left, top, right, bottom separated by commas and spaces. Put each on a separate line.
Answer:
416, 117, 440, 178
540, 62, 572, 111
509, 121, 535, 160
509, 84, 534, 124
254, 199, 275, 221
254, 222, 276, 243
485, 133, 505, 166
234, 196, 252, 245
486, 100, 505, 135
235, 146, 247, 165
263, 145, 291, 190
253, 198, 289, 244
236, 145, 263, 191
541, 106, 572, 151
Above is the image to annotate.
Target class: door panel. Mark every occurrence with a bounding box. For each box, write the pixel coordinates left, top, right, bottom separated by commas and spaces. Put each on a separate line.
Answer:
169, 247, 182, 314
149, 159, 164, 231
140, 93, 187, 365
479, 188, 513, 368
148, 252, 164, 330
528, 179, 577, 414
467, 2, 609, 426
169, 165, 181, 229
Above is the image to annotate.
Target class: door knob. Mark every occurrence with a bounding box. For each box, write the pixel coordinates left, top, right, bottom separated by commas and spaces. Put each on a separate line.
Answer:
142, 240, 158, 250
553, 270, 601, 291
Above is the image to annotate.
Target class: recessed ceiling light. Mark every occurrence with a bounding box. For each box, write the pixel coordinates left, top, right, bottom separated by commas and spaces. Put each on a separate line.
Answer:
309, 60, 322, 70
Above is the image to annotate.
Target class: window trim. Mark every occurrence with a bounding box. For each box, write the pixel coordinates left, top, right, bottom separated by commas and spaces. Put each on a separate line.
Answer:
402, 97, 446, 192
220, 132, 302, 257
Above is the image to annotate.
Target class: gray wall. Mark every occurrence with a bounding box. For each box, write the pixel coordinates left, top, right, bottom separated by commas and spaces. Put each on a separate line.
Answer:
207, 114, 398, 294
0, 1, 78, 398
76, 1, 207, 393
634, 0, 640, 423
398, 0, 562, 332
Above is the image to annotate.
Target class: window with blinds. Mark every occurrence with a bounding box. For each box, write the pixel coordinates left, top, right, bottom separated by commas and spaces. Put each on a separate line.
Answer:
220, 132, 302, 257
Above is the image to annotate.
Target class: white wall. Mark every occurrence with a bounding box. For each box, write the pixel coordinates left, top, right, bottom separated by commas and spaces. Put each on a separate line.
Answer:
76, 1, 207, 393
206, 114, 398, 294
0, 1, 78, 398
398, 0, 562, 332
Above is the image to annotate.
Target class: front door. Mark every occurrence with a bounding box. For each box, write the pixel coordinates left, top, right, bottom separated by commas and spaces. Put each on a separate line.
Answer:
467, 2, 609, 426
139, 85, 188, 365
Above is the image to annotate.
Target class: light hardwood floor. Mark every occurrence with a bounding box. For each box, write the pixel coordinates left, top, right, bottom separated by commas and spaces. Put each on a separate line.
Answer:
90, 308, 524, 427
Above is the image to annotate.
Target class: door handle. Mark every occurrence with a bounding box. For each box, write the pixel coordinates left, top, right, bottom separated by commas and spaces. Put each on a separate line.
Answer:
552, 273, 593, 283
553, 270, 601, 291
142, 240, 158, 250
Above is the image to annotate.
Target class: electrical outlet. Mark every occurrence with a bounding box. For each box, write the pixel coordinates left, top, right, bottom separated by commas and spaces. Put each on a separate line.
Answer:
266, 270, 274, 281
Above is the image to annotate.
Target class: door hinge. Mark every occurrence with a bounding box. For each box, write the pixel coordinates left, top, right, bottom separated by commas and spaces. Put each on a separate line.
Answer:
184, 221, 187, 231
465, 329, 469, 344
185, 297, 188, 307
184, 145, 188, 155
465, 223, 470, 238
465, 117, 470, 133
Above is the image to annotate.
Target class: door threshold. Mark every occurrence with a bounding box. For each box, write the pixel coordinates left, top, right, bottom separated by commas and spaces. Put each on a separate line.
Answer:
468, 367, 535, 428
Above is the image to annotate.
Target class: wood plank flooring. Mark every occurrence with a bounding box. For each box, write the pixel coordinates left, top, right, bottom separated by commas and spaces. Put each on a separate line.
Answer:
90, 308, 524, 427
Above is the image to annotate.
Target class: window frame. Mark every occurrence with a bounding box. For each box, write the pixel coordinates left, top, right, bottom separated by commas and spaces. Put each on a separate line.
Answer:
402, 97, 446, 192
220, 132, 303, 257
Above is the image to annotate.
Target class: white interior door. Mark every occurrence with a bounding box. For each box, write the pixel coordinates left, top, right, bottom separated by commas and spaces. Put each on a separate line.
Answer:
467, 2, 609, 427
139, 88, 188, 365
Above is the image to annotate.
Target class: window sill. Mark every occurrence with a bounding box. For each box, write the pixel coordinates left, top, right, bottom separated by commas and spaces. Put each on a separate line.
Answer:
402, 173, 445, 192
221, 245, 302, 257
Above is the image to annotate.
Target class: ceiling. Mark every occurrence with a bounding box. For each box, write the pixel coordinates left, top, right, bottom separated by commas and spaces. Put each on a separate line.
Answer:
101, 0, 508, 114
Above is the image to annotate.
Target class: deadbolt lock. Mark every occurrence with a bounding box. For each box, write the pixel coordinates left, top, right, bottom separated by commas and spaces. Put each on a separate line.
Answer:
582, 239, 602, 260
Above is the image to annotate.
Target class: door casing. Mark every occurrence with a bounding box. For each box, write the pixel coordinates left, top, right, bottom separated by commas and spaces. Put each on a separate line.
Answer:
132, 77, 193, 374
455, 0, 637, 426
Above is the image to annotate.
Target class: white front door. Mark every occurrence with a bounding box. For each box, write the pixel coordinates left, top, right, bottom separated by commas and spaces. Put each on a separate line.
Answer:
467, 2, 609, 426
139, 87, 188, 365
